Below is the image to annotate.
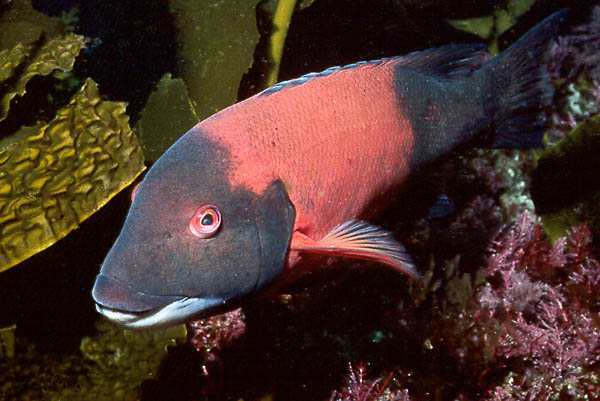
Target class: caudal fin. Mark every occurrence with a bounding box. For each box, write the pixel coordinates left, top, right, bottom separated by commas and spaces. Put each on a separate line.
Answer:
481, 9, 570, 149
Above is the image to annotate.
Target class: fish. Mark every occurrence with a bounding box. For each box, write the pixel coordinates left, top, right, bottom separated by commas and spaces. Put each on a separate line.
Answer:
92, 10, 569, 329
426, 194, 455, 219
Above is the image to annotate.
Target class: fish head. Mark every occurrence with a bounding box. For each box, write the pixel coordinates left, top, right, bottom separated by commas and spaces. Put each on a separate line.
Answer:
92, 129, 295, 329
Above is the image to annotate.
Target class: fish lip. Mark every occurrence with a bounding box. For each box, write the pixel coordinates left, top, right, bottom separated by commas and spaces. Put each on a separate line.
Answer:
95, 296, 226, 329
92, 273, 184, 312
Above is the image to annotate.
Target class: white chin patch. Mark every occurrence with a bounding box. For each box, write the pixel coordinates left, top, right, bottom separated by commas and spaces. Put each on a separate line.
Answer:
95, 297, 225, 329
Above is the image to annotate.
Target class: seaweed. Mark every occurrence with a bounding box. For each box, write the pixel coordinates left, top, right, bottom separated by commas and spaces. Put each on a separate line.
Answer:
0, 0, 64, 50
447, 0, 536, 55
330, 363, 409, 401
532, 115, 600, 242
0, 319, 186, 400
78, 320, 187, 401
0, 33, 85, 122
0, 324, 16, 359
0, 1, 146, 272
532, 6, 600, 242
0, 78, 145, 272
169, 0, 261, 120
264, 0, 298, 87
478, 213, 600, 400
135, 73, 199, 161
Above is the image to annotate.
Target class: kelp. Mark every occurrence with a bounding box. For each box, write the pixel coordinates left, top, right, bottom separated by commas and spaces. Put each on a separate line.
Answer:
265, 0, 298, 87
0, 33, 86, 122
169, 0, 261, 120
0, 324, 16, 359
135, 73, 199, 162
531, 114, 600, 242
0, 0, 65, 50
0, 79, 145, 272
0, 2, 146, 272
0, 320, 186, 400
447, 0, 536, 55
138, 0, 319, 162
135, 0, 263, 160
76, 320, 187, 401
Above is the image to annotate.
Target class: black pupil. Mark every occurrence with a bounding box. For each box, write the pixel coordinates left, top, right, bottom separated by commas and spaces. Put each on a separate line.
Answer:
201, 213, 214, 226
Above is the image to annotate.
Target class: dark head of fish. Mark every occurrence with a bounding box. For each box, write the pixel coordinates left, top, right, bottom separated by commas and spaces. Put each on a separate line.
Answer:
92, 129, 295, 329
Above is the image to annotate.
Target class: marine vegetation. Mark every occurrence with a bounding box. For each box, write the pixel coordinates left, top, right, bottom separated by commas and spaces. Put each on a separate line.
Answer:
0, 0, 145, 273
151, 7, 600, 400
0, 0, 274, 272
447, 0, 536, 55
91, 7, 568, 329
169, 0, 260, 120
0, 318, 186, 400
0, 1, 599, 400
532, 4, 600, 242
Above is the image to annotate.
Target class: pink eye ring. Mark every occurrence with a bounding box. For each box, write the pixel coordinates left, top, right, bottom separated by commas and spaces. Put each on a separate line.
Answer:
189, 205, 222, 238
131, 182, 142, 202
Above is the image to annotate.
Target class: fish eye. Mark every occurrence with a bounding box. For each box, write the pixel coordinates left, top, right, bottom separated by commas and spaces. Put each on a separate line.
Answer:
189, 205, 222, 238
131, 182, 142, 202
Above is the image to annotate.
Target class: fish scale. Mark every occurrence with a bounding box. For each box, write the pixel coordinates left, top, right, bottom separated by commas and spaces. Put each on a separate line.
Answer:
92, 10, 569, 329
201, 57, 414, 239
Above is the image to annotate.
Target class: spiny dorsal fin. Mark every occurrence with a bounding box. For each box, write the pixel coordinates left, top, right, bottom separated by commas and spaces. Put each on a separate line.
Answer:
290, 220, 418, 278
395, 43, 490, 78
260, 43, 490, 96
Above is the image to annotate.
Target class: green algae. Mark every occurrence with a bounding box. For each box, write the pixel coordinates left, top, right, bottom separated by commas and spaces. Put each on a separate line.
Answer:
0, 319, 186, 400
0, 33, 86, 122
0, 0, 148, 272
0, 79, 145, 272
135, 73, 199, 162
264, 0, 298, 87
0, 324, 16, 359
169, 0, 261, 120
532, 114, 600, 242
77, 320, 187, 400
0, 0, 65, 50
447, 0, 536, 55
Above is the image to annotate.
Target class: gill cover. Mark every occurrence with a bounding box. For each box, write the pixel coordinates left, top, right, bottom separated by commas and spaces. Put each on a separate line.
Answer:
92, 129, 295, 327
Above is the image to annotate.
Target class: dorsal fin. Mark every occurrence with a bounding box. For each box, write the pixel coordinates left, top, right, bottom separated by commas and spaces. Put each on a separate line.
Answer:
395, 43, 490, 78
259, 43, 490, 96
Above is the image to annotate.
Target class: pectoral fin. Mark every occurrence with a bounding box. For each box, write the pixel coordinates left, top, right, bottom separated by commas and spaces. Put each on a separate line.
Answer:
290, 220, 418, 278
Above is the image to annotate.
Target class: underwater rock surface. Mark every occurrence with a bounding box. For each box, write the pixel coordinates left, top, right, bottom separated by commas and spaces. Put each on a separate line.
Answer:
0, 1, 598, 400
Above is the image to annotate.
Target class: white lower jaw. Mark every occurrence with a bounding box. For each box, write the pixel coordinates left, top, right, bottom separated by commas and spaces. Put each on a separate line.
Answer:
96, 297, 225, 329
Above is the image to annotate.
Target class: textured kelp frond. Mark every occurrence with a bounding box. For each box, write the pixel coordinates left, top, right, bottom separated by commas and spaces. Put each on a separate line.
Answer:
0, 79, 145, 272
0, 33, 85, 122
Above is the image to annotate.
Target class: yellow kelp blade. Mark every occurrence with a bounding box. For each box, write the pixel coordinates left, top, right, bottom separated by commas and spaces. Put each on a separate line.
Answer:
135, 73, 199, 162
169, 0, 261, 120
265, 0, 298, 87
0, 33, 86, 122
0, 79, 145, 272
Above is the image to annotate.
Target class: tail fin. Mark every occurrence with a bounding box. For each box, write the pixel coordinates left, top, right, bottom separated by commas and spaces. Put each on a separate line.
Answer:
480, 9, 570, 149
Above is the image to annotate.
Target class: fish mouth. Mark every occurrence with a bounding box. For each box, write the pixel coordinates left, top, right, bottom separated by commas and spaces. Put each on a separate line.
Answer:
95, 297, 226, 329
92, 273, 226, 329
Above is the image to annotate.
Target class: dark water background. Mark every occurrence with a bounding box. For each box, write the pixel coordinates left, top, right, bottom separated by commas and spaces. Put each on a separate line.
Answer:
0, 0, 584, 399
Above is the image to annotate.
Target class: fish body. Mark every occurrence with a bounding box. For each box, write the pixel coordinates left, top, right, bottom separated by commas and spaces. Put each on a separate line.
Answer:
92, 10, 569, 329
